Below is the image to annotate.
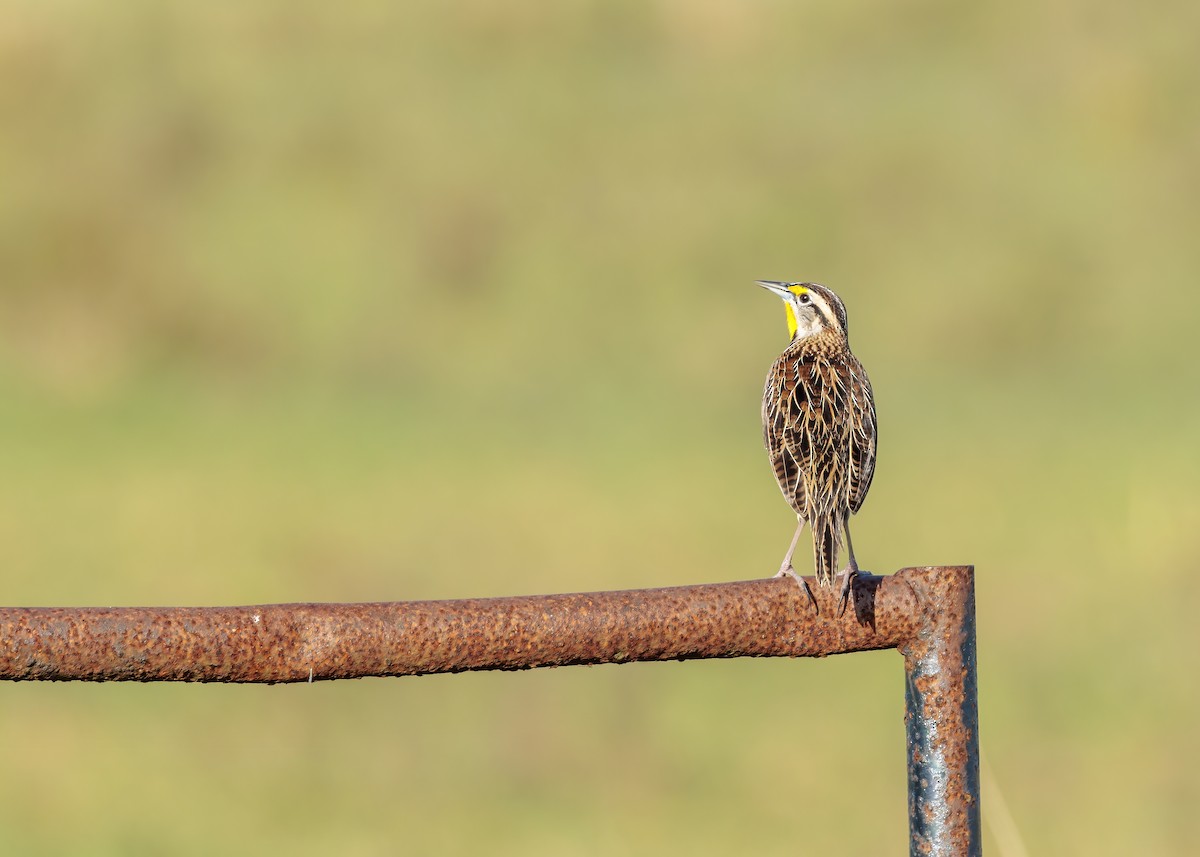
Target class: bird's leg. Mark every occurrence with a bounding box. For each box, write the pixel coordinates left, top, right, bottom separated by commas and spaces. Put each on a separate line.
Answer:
773, 518, 806, 580
774, 518, 816, 611
835, 520, 861, 617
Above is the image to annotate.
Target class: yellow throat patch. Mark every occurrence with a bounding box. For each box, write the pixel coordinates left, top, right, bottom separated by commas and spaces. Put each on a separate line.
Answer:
783, 285, 808, 338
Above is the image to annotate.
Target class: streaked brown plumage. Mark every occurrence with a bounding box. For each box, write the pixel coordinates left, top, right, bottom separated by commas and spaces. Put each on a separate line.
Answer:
758, 280, 877, 610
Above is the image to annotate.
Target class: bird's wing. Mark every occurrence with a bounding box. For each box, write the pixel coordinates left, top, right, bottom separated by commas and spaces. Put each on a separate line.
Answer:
846, 356, 877, 514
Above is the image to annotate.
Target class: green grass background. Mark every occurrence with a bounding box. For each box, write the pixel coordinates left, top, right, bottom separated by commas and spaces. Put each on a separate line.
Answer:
2, 1, 1198, 854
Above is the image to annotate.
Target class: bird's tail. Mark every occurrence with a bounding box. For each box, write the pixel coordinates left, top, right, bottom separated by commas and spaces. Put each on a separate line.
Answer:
813, 519, 840, 586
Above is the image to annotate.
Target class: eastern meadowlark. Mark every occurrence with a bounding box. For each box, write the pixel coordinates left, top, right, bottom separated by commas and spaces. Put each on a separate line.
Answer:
758, 281, 877, 613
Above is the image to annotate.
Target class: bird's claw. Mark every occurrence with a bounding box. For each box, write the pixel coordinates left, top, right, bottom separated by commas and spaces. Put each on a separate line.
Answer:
834, 565, 860, 617
775, 564, 818, 612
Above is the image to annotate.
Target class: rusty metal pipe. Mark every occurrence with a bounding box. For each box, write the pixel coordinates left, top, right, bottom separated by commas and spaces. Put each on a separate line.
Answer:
0, 566, 979, 855
0, 572, 930, 683
901, 566, 981, 857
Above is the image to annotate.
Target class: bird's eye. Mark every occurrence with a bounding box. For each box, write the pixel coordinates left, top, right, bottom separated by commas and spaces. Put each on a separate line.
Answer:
798, 294, 811, 305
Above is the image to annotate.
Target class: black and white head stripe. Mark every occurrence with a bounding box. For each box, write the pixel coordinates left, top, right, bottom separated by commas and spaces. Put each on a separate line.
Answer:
799, 283, 848, 337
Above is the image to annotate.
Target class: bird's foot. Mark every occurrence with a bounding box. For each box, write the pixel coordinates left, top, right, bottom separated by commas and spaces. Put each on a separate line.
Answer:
775, 564, 818, 612
834, 563, 862, 618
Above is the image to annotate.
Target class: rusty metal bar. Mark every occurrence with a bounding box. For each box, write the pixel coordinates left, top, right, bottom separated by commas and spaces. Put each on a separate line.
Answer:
0, 565, 979, 855
900, 566, 981, 857
0, 572, 927, 682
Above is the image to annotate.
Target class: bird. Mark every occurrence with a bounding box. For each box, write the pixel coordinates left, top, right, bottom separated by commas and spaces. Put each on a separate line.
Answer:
757, 280, 877, 614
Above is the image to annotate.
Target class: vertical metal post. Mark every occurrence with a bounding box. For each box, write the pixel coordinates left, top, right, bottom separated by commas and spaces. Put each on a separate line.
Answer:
901, 566, 981, 856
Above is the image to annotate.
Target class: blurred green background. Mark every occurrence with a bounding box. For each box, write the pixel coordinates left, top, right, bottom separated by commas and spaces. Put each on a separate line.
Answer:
2, 1, 1198, 854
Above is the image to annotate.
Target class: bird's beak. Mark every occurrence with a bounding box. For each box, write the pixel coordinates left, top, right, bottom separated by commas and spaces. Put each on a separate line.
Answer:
756, 280, 794, 299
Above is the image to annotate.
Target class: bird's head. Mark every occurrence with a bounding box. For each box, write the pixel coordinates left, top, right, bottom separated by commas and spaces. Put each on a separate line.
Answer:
756, 281, 849, 343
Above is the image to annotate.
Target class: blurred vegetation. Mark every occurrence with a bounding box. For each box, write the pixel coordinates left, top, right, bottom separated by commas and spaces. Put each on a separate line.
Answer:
1, 1, 1198, 854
